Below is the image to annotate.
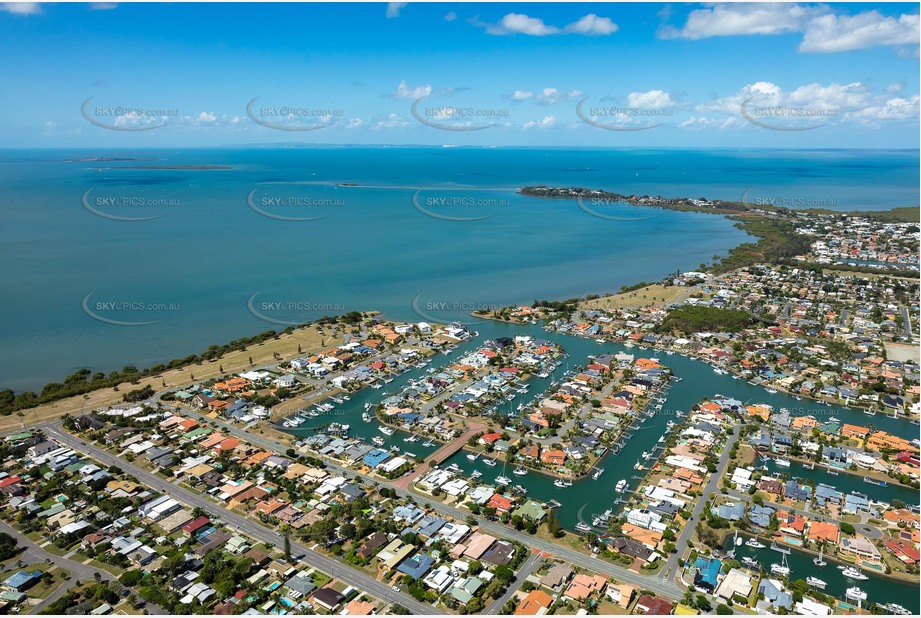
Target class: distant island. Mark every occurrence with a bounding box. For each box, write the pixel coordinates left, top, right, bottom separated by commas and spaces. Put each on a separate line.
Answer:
518, 185, 745, 213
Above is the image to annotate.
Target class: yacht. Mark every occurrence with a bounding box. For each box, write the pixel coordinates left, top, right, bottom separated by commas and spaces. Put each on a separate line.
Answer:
741, 556, 759, 569
553, 478, 572, 488
513, 484, 528, 494
466, 452, 480, 461
883, 603, 910, 615
805, 577, 826, 590
765, 388, 777, 394
863, 409, 877, 416
495, 475, 512, 486
842, 566, 868, 580
828, 416, 840, 423
595, 338, 605, 344
775, 458, 791, 468
770, 554, 790, 577
483, 458, 497, 467
592, 467, 604, 480
422, 439, 435, 447
745, 538, 765, 549
575, 521, 593, 533
371, 436, 386, 447
813, 548, 826, 567
863, 476, 887, 487
713, 368, 726, 375
470, 470, 482, 479
403, 451, 416, 459
827, 468, 839, 476
845, 587, 867, 602
513, 466, 527, 476
361, 412, 372, 422
615, 479, 628, 492
379, 426, 395, 436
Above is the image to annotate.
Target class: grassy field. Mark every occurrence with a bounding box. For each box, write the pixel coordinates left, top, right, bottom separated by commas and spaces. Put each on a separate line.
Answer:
1, 325, 333, 433
581, 284, 690, 310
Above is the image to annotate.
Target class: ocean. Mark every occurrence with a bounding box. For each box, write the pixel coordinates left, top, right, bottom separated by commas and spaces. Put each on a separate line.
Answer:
0, 147, 917, 392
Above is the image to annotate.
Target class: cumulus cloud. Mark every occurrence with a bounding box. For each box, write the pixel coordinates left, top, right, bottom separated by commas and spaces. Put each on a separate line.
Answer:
196, 111, 217, 123
1, 2, 41, 15
481, 12, 617, 36
89, 3, 118, 10
626, 90, 675, 109
386, 2, 407, 18
392, 80, 432, 100
444, 11, 456, 22
510, 90, 533, 101
523, 115, 556, 129
800, 11, 920, 53
373, 113, 410, 130
536, 87, 583, 105
660, 3, 919, 54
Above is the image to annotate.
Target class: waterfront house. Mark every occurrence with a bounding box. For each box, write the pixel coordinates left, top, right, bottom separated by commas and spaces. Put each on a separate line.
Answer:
839, 535, 881, 562
715, 568, 752, 602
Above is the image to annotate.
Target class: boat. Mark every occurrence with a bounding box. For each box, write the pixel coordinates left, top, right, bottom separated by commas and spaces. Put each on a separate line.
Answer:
371, 436, 386, 446
495, 475, 512, 486
470, 470, 482, 479
595, 338, 605, 344
828, 416, 840, 423
615, 479, 628, 492
633, 462, 644, 471
513, 466, 527, 476
734, 530, 743, 547
575, 522, 593, 533
765, 388, 777, 394
389, 445, 400, 453
864, 409, 876, 416
422, 439, 435, 447
805, 577, 827, 590
379, 426, 395, 436
827, 468, 839, 476
863, 476, 887, 487
554, 479, 572, 488
745, 538, 765, 549
713, 368, 726, 375
361, 412, 372, 422
770, 554, 790, 576
741, 556, 759, 569
842, 566, 868, 580
845, 587, 867, 602
592, 467, 604, 480
641, 450, 651, 459
513, 484, 527, 494
883, 603, 911, 615
775, 458, 791, 468
483, 458, 497, 467
813, 548, 826, 567
466, 452, 480, 461
624, 342, 634, 348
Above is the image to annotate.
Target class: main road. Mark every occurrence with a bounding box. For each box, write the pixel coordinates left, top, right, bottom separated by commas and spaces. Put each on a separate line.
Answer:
150, 407, 688, 600
42, 425, 441, 616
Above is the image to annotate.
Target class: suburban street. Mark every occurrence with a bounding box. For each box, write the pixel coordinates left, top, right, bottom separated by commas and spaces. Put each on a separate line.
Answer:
483, 551, 542, 615
42, 426, 441, 616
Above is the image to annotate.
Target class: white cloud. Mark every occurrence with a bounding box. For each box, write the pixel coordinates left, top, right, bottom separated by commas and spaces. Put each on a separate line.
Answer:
564, 13, 618, 35
89, 3, 118, 10
483, 12, 617, 36
196, 111, 217, 123
1, 2, 41, 15
845, 95, 920, 123
386, 2, 407, 18
44, 120, 56, 128
659, 3, 815, 39
373, 113, 410, 130
800, 11, 920, 53
523, 115, 556, 129
444, 11, 456, 22
392, 80, 432, 100
660, 3, 919, 54
536, 87, 583, 105
347, 118, 363, 129
511, 90, 533, 100
627, 90, 675, 109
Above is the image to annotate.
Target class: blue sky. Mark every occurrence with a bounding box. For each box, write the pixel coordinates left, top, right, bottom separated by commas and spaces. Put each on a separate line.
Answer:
1, 2, 918, 147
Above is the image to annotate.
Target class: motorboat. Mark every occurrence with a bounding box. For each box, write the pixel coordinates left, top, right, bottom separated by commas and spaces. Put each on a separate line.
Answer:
842, 566, 868, 580
745, 538, 765, 549
513, 484, 527, 494
845, 587, 866, 602
741, 556, 759, 569
883, 603, 910, 615
575, 522, 593, 533
379, 426, 395, 436
371, 436, 386, 446
466, 452, 480, 461
513, 466, 527, 476
813, 548, 826, 567
775, 458, 791, 468
615, 479, 628, 492
495, 475, 512, 485
765, 388, 777, 394
554, 478, 572, 488
592, 467, 604, 480
361, 412, 373, 422
483, 458, 497, 467
805, 577, 826, 590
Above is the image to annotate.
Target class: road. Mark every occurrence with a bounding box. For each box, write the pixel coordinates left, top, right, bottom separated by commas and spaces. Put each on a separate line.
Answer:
663, 425, 741, 581
42, 426, 441, 616
726, 489, 883, 539
156, 409, 687, 600
483, 552, 542, 615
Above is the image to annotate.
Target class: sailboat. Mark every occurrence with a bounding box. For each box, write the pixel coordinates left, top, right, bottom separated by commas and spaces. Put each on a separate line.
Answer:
770, 553, 790, 577
813, 548, 826, 567
483, 457, 497, 467
513, 465, 527, 476
495, 460, 512, 486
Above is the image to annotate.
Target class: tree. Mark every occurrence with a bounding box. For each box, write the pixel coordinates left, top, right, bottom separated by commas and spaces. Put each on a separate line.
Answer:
495, 565, 514, 582
283, 534, 292, 562
839, 522, 856, 535
717, 604, 733, 615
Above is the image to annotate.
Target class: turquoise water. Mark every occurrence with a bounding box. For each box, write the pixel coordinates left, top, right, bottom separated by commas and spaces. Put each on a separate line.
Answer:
0, 148, 917, 392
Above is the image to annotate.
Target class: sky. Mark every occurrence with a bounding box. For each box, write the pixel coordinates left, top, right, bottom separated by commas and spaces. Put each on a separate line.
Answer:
1, 1, 919, 148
